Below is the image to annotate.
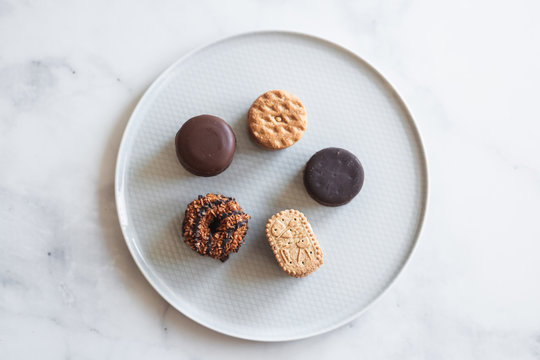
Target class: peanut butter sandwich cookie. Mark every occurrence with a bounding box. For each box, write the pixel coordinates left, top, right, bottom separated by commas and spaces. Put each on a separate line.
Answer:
265, 209, 323, 277
247, 90, 307, 150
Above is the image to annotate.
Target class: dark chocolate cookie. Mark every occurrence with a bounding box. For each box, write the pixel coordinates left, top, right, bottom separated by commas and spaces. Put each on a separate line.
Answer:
175, 115, 236, 177
303, 147, 364, 207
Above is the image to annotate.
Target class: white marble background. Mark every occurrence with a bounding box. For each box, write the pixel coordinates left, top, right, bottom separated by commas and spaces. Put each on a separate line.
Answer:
1, 0, 539, 358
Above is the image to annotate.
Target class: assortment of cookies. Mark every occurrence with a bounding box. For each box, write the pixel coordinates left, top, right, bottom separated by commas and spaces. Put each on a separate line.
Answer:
174, 90, 364, 277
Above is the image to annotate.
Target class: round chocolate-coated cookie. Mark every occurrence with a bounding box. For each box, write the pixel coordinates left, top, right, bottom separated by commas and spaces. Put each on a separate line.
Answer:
175, 115, 236, 177
303, 147, 364, 206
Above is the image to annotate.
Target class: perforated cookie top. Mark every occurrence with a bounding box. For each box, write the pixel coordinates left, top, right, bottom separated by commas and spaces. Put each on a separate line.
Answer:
247, 90, 307, 150
265, 209, 323, 278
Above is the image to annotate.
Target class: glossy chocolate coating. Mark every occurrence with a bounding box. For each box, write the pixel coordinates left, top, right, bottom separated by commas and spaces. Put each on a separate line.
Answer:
175, 115, 236, 177
303, 147, 364, 206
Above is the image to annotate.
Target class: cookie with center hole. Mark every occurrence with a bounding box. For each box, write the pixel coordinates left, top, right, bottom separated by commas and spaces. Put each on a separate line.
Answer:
247, 90, 307, 150
265, 209, 323, 277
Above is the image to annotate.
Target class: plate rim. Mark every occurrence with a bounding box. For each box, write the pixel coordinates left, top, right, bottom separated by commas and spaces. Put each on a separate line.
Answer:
114, 30, 429, 342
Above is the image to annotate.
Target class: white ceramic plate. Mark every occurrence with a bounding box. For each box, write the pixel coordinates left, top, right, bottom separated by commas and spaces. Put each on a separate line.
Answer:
115, 31, 428, 341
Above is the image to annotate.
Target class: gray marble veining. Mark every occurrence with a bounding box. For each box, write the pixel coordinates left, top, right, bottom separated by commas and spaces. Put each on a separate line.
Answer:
1, 0, 540, 358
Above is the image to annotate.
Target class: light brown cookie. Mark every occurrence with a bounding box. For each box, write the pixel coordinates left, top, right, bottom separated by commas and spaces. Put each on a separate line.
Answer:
247, 90, 307, 150
265, 209, 323, 277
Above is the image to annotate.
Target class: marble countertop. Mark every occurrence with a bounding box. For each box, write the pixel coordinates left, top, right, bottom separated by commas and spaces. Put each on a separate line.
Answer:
1, 0, 540, 358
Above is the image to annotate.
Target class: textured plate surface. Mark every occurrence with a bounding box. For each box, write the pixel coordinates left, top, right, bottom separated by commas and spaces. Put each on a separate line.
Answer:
115, 31, 427, 341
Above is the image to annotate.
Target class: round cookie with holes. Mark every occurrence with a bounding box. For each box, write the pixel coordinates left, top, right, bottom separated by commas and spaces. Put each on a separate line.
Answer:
247, 90, 307, 150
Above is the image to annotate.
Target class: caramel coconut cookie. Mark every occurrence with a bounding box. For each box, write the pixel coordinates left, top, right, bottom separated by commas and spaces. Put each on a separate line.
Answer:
265, 209, 323, 277
247, 90, 307, 150
182, 193, 250, 261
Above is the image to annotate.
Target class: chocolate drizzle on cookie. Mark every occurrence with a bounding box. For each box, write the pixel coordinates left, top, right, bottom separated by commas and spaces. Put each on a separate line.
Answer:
182, 193, 250, 261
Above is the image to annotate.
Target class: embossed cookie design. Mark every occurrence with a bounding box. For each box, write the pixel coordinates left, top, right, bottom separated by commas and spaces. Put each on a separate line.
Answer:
247, 90, 307, 150
265, 209, 323, 277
